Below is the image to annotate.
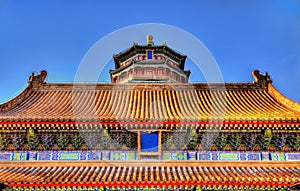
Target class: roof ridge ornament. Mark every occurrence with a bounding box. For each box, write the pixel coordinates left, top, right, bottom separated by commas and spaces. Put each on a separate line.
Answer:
146, 35, 154, 46
28, 70, 47, 87
252, 70, 272, 88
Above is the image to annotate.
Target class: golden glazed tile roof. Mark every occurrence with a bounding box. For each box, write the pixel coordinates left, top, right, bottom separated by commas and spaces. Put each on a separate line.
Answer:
0, 70, 300, 124
0, 161, 299, 187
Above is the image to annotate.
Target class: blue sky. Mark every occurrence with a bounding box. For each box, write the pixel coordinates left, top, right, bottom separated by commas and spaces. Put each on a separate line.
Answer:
0, 0, 300, 103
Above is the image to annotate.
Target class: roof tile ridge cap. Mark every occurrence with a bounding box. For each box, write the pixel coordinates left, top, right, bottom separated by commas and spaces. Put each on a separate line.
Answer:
40, 83, 76, 92
268, 83, 300, 113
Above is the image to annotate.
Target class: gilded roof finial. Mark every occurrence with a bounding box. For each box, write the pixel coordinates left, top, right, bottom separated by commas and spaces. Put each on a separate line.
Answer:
146, 35, 154, 46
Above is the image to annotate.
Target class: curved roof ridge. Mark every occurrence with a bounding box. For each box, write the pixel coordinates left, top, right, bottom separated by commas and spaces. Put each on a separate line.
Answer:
0, 70, 47, 113
0, 84, 33, 113
26, 82, 265, 92
268, 83, 300, 113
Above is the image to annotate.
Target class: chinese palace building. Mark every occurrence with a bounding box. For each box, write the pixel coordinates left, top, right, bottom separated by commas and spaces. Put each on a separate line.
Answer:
0, 35, 300, 191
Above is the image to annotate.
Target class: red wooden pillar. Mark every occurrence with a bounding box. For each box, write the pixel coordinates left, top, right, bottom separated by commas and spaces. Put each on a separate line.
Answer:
137, 131, 141, 160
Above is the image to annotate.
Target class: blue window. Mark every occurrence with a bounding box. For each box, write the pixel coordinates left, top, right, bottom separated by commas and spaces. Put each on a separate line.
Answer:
141, 132, 158, 152
147, 51, 153, 59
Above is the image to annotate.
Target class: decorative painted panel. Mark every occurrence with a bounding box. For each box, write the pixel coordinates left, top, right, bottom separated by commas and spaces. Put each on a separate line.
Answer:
101, 151, 110, 160
161, 152, 171, 160
196, 151, 261, 161
37, 151, 53, 160
0, 152, 13, 161
187, 151, 197, 160
285, 153, 300, 161
12, 151, 27, 161
261, 152, 270, 161
28, 151, 37, 160
197, 152, 211, 160
271, 153, 286, 161
219, 152, 240, 160
58, 152, 80, 160
243, 152, 261, 160
37, 151, 102, 161
161, 151, 188, 160
110, 151, 137, 160
0, 150, 297, 161
87, 151, 102, 160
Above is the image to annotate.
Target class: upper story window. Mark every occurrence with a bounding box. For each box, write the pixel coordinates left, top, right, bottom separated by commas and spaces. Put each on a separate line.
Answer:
136, 55, 144, 61
146, 50, 153, 60
136, 69, 142, 75
146, 70, 153, 76
158, 68, 163, 75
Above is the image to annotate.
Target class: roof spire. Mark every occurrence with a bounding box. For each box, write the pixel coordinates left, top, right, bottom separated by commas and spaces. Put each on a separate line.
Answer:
146, 35, 154, 46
